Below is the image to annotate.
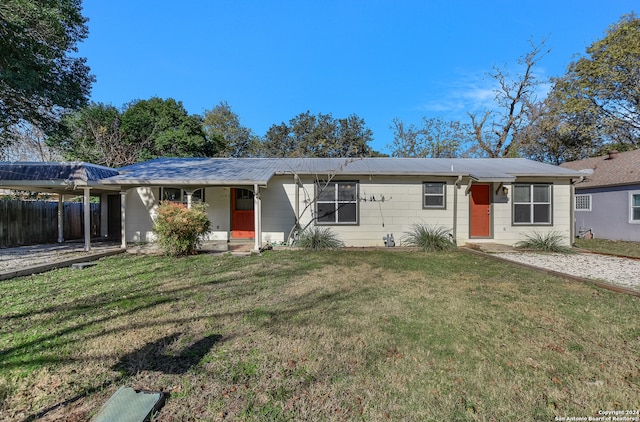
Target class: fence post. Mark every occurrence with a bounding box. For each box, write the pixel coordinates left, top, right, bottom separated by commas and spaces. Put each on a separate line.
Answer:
57, 195, 64, 243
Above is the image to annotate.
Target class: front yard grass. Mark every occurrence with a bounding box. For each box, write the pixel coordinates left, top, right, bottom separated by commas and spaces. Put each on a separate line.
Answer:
575, 237, 640, 258
0, 250, 638, 420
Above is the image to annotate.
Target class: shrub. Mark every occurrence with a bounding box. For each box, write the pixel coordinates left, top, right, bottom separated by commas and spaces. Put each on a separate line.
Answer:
402, 224, 456, 252
515, 231, 571, 253
296, 227, 343, 250
153, 202, 212, 256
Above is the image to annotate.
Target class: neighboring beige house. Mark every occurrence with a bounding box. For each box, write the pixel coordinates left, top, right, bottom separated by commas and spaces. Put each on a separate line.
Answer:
0, 157, 584, 251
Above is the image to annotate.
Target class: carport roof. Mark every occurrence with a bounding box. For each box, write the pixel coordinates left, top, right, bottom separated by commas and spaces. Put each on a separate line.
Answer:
0, 162, 121, 194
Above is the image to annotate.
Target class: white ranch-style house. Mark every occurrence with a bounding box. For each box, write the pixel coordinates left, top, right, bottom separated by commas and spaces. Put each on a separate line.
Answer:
0, 157, 584, 251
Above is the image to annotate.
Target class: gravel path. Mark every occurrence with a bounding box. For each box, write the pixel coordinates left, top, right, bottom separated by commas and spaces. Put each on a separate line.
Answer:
495, 252, 640, 292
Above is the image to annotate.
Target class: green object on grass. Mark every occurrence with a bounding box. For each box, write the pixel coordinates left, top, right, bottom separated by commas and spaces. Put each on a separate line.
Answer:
91, 386, 164, 422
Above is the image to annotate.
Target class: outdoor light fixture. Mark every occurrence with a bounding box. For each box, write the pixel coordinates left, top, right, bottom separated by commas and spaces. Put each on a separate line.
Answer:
502, 186, 509, 195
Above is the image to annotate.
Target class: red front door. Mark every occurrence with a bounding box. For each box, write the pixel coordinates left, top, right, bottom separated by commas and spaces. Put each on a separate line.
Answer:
231, 188, 254, 239
470, 184, 491, 237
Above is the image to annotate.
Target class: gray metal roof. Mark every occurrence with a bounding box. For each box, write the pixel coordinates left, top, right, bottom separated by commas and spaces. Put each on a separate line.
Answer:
0, 162, 121, 193
101, 157, 583, 187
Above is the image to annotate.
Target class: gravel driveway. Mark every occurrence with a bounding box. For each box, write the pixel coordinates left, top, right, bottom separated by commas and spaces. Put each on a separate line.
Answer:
495, 252, 640, 292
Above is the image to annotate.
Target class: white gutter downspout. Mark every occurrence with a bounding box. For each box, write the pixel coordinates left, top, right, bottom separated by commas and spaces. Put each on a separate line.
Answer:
120, 190, 127, 249
253, 184, 261, 252
569, 176, 585, 245
294, 174, 300, 231
453, 175, 463, 243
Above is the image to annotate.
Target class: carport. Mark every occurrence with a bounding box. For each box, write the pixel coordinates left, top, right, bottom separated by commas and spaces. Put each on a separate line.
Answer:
0, 162, 122, 252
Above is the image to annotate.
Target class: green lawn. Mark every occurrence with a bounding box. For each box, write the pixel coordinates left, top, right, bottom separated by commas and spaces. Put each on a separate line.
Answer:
575, 237, 640, 258
0, 250, 638, 420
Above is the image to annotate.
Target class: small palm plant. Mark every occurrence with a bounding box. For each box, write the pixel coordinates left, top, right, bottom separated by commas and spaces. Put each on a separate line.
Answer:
296, 227, 343, 250
403, 224, 456, 252
515, 231, 571, 253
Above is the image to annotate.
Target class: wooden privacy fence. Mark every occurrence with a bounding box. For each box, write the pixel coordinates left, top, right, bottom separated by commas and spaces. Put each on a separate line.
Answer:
0, 200, 101, 247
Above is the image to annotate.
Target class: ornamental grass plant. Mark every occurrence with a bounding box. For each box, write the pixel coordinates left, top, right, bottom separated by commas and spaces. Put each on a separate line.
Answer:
402, 223, 456, 251
515, 231, 571, 253
296, 226, 343, 250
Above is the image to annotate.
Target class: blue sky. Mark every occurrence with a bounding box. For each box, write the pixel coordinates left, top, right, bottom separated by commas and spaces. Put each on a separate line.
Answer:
79, 1, 637, 154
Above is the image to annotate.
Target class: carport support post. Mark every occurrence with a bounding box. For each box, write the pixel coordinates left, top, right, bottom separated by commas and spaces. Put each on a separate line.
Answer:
120, 190, 127, 249
83, 187, 91, 252
57, 194, 64, 243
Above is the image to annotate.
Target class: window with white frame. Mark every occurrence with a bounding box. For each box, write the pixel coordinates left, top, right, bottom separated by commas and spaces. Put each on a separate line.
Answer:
160, 187, 205, 204
316, 181, 358, 224
423, 182, 446, 209
630, 192, 640, 223
575, 194, 591, 211
513, 184, 552, 224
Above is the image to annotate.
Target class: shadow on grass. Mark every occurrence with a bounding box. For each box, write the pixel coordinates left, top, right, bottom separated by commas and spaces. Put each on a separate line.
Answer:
19, 333, 223, 422
113, 333, 224, 375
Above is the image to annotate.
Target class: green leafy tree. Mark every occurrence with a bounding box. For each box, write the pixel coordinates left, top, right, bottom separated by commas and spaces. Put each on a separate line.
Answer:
0, 0, 93, 143
545, 13, 640, 152
519, 98, 600, 164
49, 97, 218, 166
202, 101, 259, 157
389, 117, 468, 157
49, 102, 134, 167
121, 97, 214, 160
261, 111, 373, 157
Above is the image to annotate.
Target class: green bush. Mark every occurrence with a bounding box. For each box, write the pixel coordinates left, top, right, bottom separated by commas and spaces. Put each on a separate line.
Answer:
153, 202, 212, 256
403, 224, 456, 252
515, 231, 571, 253
296, 227, 343, 250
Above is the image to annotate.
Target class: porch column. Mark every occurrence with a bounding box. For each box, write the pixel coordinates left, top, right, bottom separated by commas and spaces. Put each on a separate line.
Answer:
185, 190, 193, 209
120, 190, 127, 249
83, 187, 91, 252
253, 184, 262, 251
57, 194, 64, 243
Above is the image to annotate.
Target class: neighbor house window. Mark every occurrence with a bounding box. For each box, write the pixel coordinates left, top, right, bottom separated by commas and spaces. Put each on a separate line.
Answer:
513, 184, 552, 224
160, 188, 205, 204
630, 192, 640, 223
316, 181, 358, 224
423, 182, 446, 209
575, 194, 591, 211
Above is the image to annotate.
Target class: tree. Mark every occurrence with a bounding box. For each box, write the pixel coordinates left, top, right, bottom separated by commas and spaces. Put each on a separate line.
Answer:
545, 14, 640, 151
388, 117, 468, 158
519, 97, 601, 164
0, 122, 61, 161
467, 39, 549, 157
48, 98, 218, 167
121, 97, 214, 161
48, 102, 137, 167
0, 0, 93, 142
202, 101, 259, 157
261, 111, 373, 157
